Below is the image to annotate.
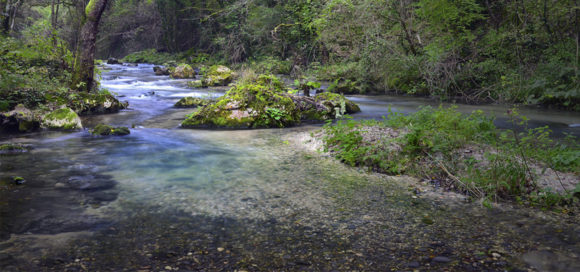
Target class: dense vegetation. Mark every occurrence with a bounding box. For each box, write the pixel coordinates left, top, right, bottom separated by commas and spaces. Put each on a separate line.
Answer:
110, 0, 579, 109
2, 0, 579, 110
322, 107, 580, 208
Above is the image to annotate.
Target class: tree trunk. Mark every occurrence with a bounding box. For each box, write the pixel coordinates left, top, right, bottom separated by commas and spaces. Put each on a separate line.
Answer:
71, 0, 109, 92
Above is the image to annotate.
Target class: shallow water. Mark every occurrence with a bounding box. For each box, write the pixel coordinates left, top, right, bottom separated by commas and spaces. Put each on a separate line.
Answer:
0, 64, 579, 271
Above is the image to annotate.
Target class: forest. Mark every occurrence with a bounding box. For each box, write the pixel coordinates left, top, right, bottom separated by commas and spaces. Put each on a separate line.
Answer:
1, 0, 580, 271
2, 0, 580, 109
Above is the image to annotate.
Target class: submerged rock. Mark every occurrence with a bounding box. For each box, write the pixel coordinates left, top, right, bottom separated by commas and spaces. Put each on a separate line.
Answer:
170, 64, 196, 79
0, 143, 31, 154
174, 97, 214, 108
41, 107, 82, 130
181, 75, 359, 129
91, 124, 131, 136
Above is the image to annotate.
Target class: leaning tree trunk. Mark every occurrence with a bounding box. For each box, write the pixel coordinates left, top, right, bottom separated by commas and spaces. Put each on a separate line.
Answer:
71, 0, 109, 92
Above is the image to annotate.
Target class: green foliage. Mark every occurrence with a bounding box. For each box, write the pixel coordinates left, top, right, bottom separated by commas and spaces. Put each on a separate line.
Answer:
322, 106, 579, 207
122, 49, 179, 65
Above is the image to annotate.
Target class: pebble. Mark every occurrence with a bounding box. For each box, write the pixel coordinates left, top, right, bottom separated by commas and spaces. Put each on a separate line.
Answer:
491, 252, 501, 258
217, 247, 225, 252
407, 261, 420, 268
432, 256, 451, 263
164, 266, 172, 270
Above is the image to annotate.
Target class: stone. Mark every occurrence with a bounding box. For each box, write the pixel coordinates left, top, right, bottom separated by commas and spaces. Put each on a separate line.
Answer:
201, 65, 233, 87
41, 107, 83, 130
181, 75, 360, 129
432, 256, 451, 263
170, 64, 196, 79
107, 58, 122, 65
71, 92, 128, 115
0, 104, 41, 133
187, 80, 204, 88
91, 124, 130, 136
407, 261, 420, 268
153, 66, 170, 76
174, 97, 213, 108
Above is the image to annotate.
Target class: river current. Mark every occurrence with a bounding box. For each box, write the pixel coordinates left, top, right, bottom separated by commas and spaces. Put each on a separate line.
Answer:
0, 64, 578, 271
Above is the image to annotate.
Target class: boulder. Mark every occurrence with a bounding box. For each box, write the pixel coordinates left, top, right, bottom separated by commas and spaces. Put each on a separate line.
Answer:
170, 64, 196, 79
153, 66, 170, 76
0, 104, 41, 132
107, 58, 122, 65
201, 65, 233, 87
123, 63, 138, 67
187, 80, 204, 88
91, 124, 130, 136
41, 107, 83, 130
181, 75, 359, 129
70, 92, 128, 115
174, 97, 214, 108
314, 92, 361, 115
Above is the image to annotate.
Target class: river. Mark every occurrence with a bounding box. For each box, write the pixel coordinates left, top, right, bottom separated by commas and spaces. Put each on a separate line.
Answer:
0, 64, 578, 271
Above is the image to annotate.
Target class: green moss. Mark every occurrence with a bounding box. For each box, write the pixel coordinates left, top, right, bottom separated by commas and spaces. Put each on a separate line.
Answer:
171, 64, 196, 79
43, 108, 82, 130
85, 0, 97, 19
18, 120, 36, 132
315, 92, 361, 114
92, 124, 113, 135
112, 127, 130, 136
201, 65, 233, 87
0, 144, 28, 152
91, 124, 130, 136
182, 74, 299, 128
174, 97, 213, 108
187, 80, 204, 88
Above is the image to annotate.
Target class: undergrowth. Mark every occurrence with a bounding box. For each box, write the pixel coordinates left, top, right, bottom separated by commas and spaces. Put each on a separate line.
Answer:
322, 106, 580, 209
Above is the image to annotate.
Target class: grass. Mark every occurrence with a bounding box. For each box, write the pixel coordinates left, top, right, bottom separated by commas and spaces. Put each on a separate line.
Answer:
322, 106, 580, 208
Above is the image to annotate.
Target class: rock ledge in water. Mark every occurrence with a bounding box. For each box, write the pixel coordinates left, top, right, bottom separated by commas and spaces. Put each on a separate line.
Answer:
91, 124, 130, 136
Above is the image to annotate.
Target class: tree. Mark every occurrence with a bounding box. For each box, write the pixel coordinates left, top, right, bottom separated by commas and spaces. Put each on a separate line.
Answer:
1, 0, 23, 35
71, 0, 109, 92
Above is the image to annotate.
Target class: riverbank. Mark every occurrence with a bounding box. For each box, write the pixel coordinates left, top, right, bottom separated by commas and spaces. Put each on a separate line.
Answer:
318, 106, 580, 210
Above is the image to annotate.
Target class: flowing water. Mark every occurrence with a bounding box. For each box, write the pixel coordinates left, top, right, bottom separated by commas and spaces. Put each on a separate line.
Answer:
0, 64, 579, 271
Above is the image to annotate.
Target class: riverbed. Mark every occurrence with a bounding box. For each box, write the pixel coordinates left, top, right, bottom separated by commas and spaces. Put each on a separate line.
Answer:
0, 64, 578, 271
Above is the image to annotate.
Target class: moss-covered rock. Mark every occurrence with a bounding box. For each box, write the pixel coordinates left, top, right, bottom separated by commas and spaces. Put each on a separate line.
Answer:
70, 92, 128, 115
170, 64, 196, 79
187, 80, 204, 88
0, 104, 41, 133
314, 92, 361, 114
153, 66, 170, 76
181, 75, 360, 129
0, 143, 30, 154
201, 65, 233, 87
91, 124, 130, 136
41, 107, 83, 130
174, 97, 214, 108
182, 75, 298, 129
